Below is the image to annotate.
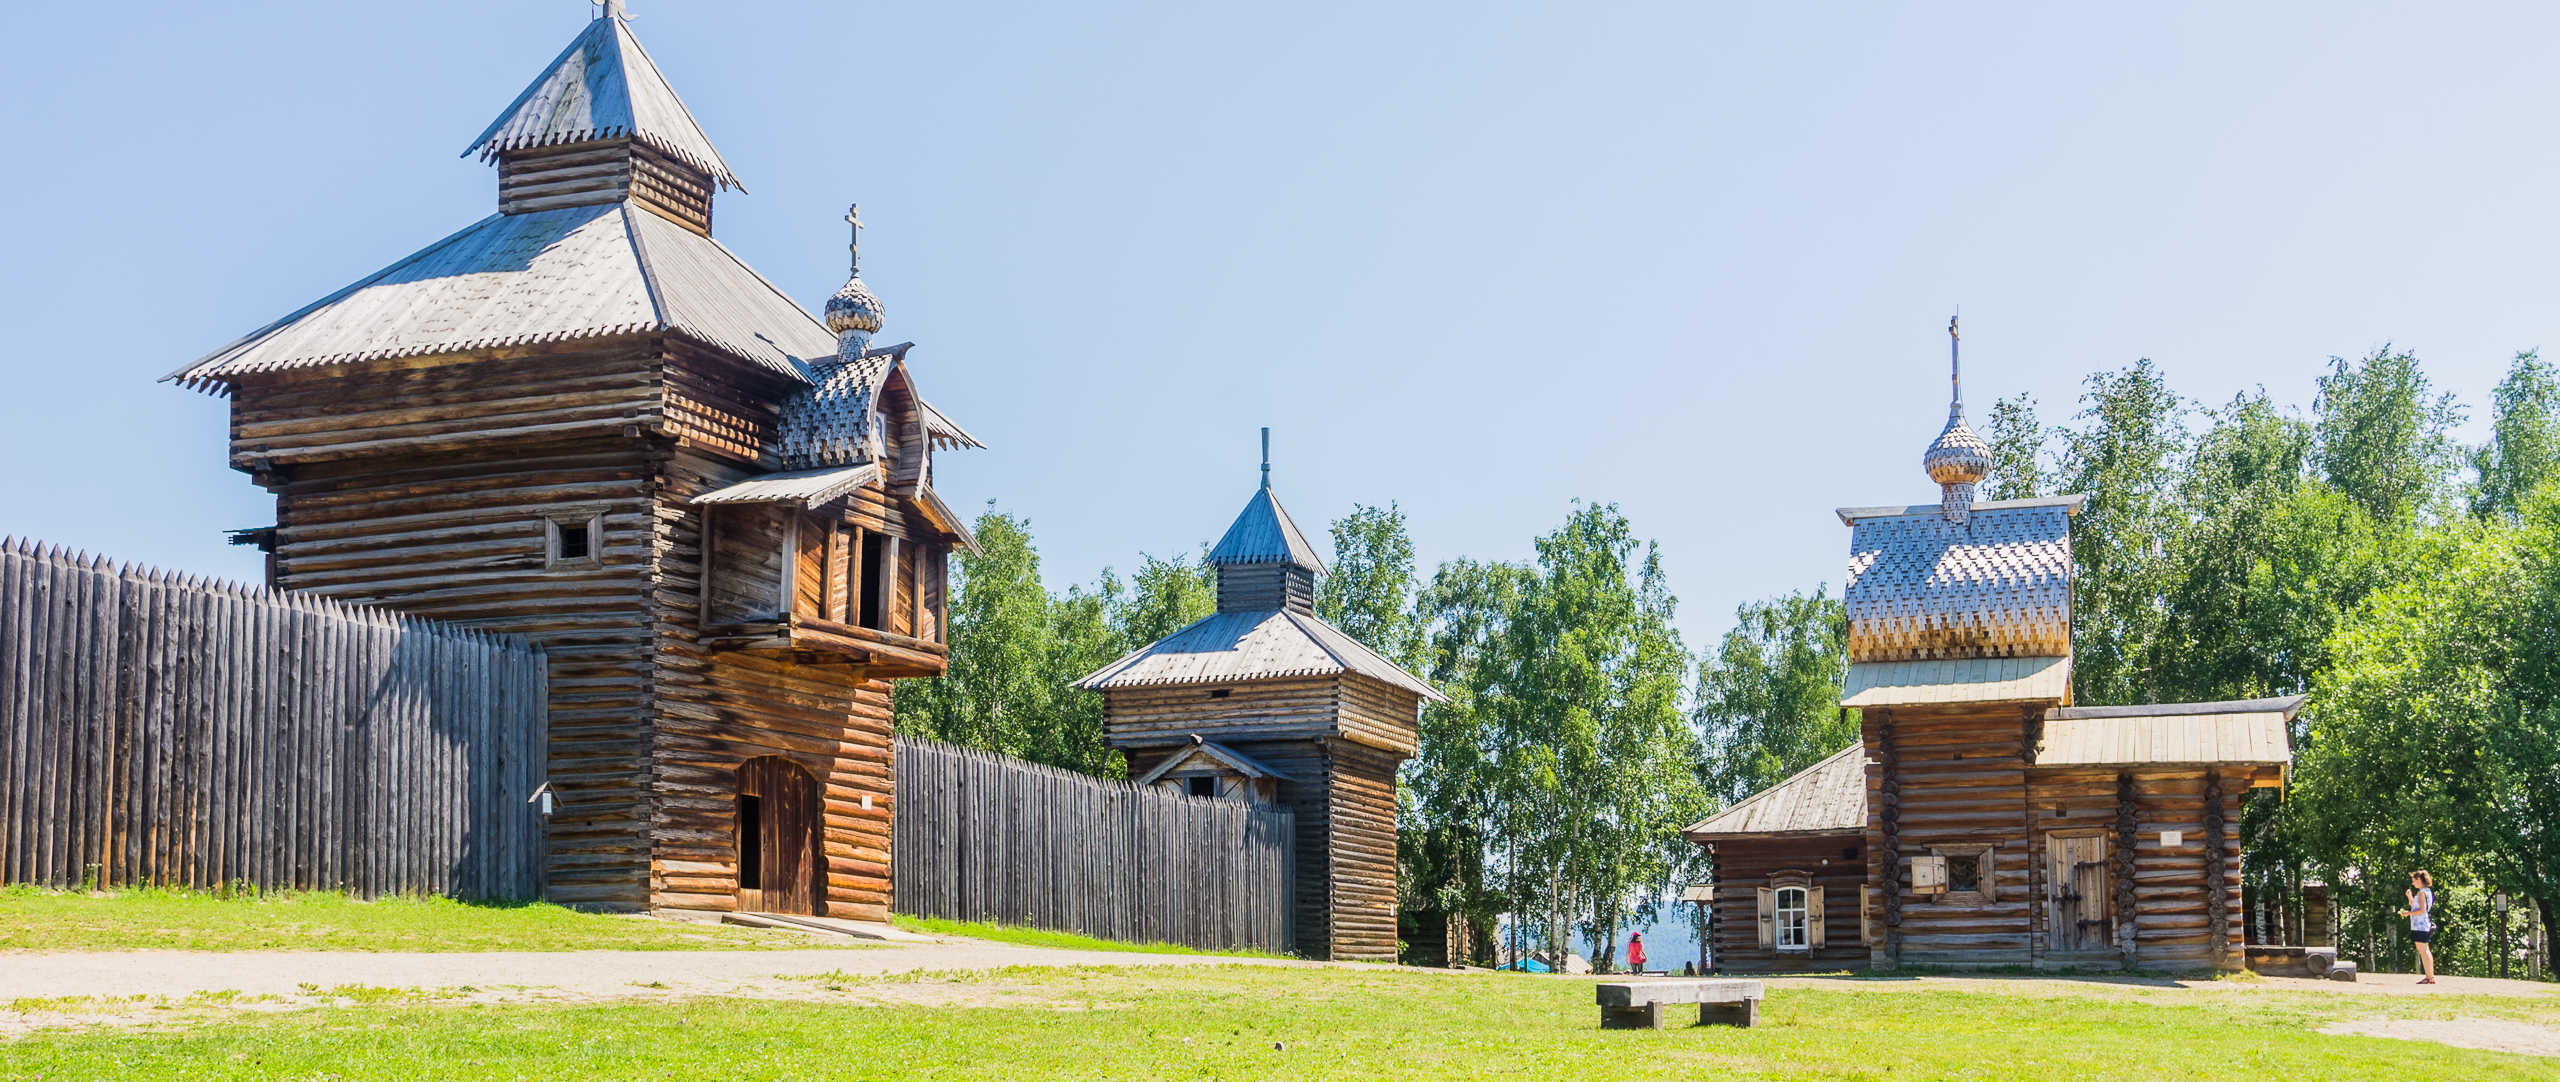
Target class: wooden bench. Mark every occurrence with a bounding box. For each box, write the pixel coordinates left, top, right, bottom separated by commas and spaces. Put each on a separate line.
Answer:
1595, 978, 1764, 1029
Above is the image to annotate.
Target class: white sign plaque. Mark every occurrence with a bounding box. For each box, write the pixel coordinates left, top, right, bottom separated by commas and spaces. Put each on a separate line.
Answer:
2161, 830, 2183, 847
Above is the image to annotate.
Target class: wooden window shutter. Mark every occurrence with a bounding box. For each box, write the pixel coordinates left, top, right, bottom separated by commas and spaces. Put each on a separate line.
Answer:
1808, 887, 1827, 948
1756, 887, 1775, 948
1860, 887, 1873, 945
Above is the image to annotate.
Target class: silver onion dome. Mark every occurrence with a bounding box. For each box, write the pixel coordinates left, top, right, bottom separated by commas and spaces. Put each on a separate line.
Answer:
1926, 316, 1993, 523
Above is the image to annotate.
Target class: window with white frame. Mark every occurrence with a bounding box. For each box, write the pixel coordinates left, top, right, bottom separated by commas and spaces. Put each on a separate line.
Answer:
1776, 886, 1810, 950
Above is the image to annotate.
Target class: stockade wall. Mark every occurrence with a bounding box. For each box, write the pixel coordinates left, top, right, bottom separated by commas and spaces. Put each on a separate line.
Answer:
892, 736, 1294, 954
0, 542, 549, 899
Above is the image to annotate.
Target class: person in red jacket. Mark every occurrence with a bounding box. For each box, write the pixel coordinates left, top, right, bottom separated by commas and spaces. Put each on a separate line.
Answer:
1626, 932, 1649, 974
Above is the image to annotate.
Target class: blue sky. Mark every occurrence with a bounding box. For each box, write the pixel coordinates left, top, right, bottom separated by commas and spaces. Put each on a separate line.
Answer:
3, 1, 2552, 651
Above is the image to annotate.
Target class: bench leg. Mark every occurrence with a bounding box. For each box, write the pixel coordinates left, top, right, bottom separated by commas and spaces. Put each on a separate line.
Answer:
1698, 998, 1758, 1028
1599, 1005, 1652, 1030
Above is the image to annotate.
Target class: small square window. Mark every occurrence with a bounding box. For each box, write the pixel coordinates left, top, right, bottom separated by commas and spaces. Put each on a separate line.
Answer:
1186, 776, 1217, 798
545, 513, 605, 569
1948, 855, 1980, 893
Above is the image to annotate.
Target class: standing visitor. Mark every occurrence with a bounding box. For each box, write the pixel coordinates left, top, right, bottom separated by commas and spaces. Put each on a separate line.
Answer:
1627, 932, 1648, 975
2398, 871, 2438, 984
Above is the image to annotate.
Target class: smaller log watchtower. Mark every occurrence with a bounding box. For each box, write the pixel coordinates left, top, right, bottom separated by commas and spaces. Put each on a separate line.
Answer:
1076, 440, 1444, 961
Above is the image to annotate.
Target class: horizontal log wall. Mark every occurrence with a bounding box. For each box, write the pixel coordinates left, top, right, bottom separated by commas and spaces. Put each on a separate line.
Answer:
1870, 704, 2034, 963
0, 541, 547, 899
1711, 835, 1870, 971
653, 449, 899, 919
1103, 679, 1341, 747
2027, 767, 2244, 969
1326, 739, 1403, 962
892, 736, 1294, 954
268, 434, 658, 909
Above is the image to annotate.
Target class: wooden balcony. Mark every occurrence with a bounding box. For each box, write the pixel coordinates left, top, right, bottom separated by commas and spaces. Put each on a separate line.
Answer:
701, 615, 949, 679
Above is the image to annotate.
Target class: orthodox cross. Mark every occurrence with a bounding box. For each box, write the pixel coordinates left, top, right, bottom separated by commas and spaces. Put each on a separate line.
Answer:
1948, 312, 1962, 409
846, 204, 864, 275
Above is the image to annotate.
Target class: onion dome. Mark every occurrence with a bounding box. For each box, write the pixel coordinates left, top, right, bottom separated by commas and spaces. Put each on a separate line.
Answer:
1925, 316, 1993, 524
825, 277, 884, 352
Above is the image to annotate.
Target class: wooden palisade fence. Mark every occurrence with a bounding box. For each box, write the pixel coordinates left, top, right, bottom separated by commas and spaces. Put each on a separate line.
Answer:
0, 540, 549, 899
893, 735, 1294, 954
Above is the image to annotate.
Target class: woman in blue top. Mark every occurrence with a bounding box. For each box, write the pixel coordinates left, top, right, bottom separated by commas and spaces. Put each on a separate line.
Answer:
2397, 870, 2437, 984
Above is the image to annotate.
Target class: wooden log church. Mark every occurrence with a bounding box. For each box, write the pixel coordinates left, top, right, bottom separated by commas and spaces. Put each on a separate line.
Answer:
1075, 443, 1445, 961
1684, 322, 2293, 972
168, 5, 982, 917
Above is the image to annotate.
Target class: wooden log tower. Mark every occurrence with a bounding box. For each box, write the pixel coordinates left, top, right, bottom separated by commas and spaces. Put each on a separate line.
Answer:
1076, 437, 1445, 960
168, 11, 985, 917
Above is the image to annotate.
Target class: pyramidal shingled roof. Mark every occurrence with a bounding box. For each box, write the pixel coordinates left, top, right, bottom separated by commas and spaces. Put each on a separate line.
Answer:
1206, 487, 1327, 574
465, 15, 740, 189
166, 204, 835, 387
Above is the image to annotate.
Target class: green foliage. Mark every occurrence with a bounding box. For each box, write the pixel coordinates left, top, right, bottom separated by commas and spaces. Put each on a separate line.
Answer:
1692, 588, 1855, 805
2057, 358, 2189, 706
1317, 502, 1423, 668
2472, 350, 2560, 521
1983, 391, 2047, 501
2313, 346, 2465, 526
894, 508, 1128, 776
1414, 505, 1708, 971
1114, 549, 1217, 648
2296, 479, 2560, 956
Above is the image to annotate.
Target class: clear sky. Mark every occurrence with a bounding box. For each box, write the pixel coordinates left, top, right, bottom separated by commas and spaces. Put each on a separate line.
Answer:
3, 1, 2552, 650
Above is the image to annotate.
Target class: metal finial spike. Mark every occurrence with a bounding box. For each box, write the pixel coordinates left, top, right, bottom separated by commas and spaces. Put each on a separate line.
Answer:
1948, 312, 1963, 414
599, 0, 629, 21
1260, 427, 1271, 490
844, 204, 863, 275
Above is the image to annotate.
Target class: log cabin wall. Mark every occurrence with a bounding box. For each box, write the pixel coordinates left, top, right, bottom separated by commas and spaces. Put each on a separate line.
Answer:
1859, 704, 2035, 965
234, 343, 671, 910
1112, 675, 1410, 962
1324, 738, 1402, 962
2022, 766, 2243, 970
1710, 836, 1869, 972
1103, 679, 1341, 747
649, 448, 909, 919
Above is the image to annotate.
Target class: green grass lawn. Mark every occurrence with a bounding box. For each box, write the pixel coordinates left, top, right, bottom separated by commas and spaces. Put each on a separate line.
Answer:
4, 965, 2555, 1079
0, 886, 860, 952
888, 914, 1289, 958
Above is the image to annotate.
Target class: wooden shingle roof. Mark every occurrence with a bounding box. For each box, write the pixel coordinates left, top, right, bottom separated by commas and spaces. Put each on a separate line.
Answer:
1839, 495, 2084, 664
1206, 488, 1327, 573
169, 205, 835, 387
1682, 743, 1868, 839
1075, 609, 1444, 701
465, 14, 740, 189
2034, 696, 2302, 768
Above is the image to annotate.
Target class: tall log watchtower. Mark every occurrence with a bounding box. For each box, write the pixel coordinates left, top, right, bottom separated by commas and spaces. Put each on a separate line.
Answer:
1077, 442, 1444, 960
168, 9, 985, 917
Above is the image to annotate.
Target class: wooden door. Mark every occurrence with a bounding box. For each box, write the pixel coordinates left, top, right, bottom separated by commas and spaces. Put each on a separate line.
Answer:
737, 756, 825, 915
2048, 835, 2109, 952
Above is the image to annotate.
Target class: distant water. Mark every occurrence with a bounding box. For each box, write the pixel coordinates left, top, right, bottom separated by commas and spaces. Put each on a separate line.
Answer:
1491, 908, 1710, 971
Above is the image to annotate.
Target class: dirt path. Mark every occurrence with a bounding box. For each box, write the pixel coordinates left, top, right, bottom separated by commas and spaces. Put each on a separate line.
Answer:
1752, 970, 2557, 999
0, 936, 1328, 1005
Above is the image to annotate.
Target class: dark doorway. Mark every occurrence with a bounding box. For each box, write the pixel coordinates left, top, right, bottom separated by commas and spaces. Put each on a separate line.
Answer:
736, 756, 825, 915
858, 533, 887, 630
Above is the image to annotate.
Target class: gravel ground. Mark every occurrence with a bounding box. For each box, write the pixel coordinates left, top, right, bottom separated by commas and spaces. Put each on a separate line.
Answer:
0, 936, 1328, 1005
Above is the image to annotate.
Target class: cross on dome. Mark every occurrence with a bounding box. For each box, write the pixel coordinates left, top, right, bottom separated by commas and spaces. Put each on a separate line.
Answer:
1922, 314, 1993, 524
